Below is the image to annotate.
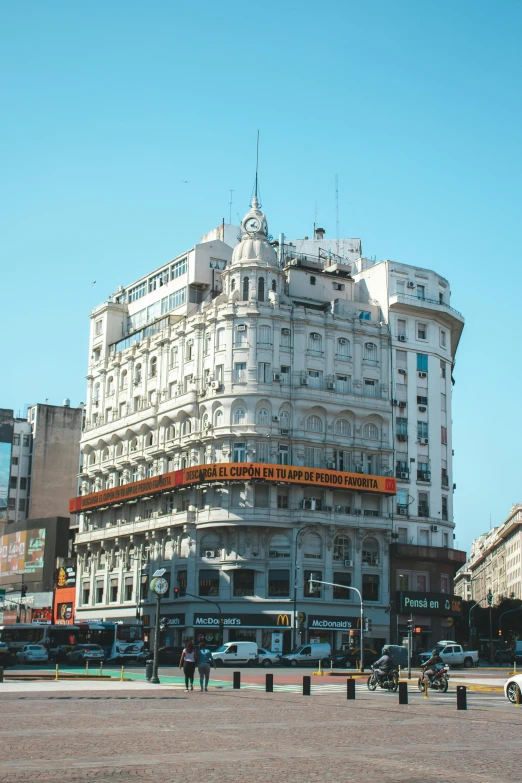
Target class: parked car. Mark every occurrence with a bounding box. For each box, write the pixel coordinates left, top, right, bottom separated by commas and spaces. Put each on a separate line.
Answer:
281, 643, 331, 667
504, 673, 522, 704
16, 644, 49, 664
257, 647, 281, 667
213, 642, 258, 666
494, 649, 514, 665
66, 644, 106, 663
329, 648, 381, 669
419, 642, 479, 668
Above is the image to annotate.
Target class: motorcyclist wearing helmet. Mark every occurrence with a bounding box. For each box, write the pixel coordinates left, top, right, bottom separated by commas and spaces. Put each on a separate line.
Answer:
422, 650, 443, 684
373, 646, 394, 685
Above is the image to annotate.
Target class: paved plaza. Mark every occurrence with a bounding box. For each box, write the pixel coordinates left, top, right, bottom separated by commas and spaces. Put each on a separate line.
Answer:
0, 680, 520, 783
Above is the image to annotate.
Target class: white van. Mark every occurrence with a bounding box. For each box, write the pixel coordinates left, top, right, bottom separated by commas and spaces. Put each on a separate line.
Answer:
213, 641, 258, 666
281, 642, 331, 667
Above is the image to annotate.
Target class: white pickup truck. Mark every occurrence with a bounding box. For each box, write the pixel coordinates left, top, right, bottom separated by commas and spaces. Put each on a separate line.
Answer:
419, 642, 479, 669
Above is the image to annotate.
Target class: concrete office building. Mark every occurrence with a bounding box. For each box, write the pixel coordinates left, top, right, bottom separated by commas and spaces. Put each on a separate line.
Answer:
5, 403, 83, 527
72, 194, 464, 652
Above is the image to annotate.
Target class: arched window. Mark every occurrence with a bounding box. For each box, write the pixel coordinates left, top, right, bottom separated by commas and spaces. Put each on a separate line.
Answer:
333, 535, 352, 562
337, 338, 350, 358
120, 370, 128, 389
170, 347, 178, 368
272, 279, 277, 292
257, 409, 269, 426
149, 357, 157, 378
102, 448, 109, 461
280, 410, 290, 429
364, 342, 377, 362
182, 420, 192, 436
363, 423, 379, 440
214, 409, 223, 427
258, 325, 271, 347
304, 533, 323, 559
130, 437, 138, 452
93, 382, 100, 403
269, 534, 291, 559
135, 364, 142, 384
258, 277, 265, 301
231, 278, 236, 292
166, 424, 175, 440
147, 433, 154, 447
202, 414, 209, 431
362, 537, 379, 565
200, 531, 222, 557
308, 332, 322, 353
89, 452, 96, 465
242, 276, 249, 301
179, 534, 191, 558
306, 415, 323, 432
335, 419, 351, 436
216, 328, 225, 350
115, 442, 123, 457
234, 408, 246, 425
107, 377, 114, 395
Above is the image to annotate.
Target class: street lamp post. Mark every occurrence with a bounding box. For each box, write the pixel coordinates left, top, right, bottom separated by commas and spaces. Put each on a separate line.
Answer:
308, 577, 365, 672
293, 525, 314, 649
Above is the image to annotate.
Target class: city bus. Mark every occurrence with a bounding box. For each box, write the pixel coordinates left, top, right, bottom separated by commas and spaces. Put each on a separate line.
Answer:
75, 622, 144, 660
0, 624, 78, 656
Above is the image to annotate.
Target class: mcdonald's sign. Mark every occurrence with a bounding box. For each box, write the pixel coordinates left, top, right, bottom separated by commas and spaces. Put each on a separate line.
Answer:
276, 614, 291, 626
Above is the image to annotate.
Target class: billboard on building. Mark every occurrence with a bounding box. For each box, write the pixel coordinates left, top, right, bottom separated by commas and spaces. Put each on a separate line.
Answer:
0, 409, 14, 525
0, 528, 46, 584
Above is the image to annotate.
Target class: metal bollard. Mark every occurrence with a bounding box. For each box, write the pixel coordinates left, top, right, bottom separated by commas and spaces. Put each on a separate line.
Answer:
120, 666, 125, 682
0, 666, 4, 683
55, 664, 59, 681
347, 677, 355, 700
265, 673, 273, 692
100, 662, 103, 677
303, 675, 311, 696
145, 660, 153, 681
85, 661, 89, 675
399, 681, 408, 705
456, 685, 467, 710
233, 671, 241, 689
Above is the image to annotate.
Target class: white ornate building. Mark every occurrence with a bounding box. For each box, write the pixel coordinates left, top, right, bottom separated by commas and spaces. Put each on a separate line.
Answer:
71, 194, 464, 652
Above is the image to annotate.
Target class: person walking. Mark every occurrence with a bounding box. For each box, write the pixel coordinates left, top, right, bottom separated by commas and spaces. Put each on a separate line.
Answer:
179, 640, 197, 691
197, 642, 216, 692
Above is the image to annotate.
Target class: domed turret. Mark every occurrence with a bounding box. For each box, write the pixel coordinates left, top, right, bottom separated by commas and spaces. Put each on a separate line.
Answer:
231, 196, 277, 268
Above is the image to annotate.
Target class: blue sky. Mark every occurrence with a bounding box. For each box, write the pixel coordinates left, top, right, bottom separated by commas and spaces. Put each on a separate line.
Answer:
1, 1, 521, 553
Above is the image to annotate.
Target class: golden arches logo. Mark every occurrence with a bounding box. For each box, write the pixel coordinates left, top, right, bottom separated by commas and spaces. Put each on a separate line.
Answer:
276, 614, 291, 626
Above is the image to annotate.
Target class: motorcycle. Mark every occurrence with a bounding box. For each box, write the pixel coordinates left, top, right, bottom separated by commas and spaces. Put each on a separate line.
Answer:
417, 665, 450, 693
367, 666, 399, 692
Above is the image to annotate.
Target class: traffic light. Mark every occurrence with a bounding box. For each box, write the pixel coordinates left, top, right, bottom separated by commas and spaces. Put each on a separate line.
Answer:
498, 629, 502, 637
364, 617, 372, 632
406, 619, 413, 632
160, 617, 169, 630
21, 585, 28, 598
173, 587, 180, 600
487, 592, 493, 606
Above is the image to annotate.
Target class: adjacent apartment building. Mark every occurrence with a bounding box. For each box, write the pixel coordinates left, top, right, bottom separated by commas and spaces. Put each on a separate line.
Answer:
71, 194, 464, 652
3, 403, 83, 528
455, 503, 522, 605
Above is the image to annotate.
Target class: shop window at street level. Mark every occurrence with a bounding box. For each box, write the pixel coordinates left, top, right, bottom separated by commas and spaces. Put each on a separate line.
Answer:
333, 572, 352, 599
199, 569, 220, 597
362, 574, 380, 602
268, 569, 290, 597
234, 569, 255, 597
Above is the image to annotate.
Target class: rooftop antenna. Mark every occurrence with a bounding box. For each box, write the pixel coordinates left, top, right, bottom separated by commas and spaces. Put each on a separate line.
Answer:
229, 189, 234, 224
252, 130, 261, 206
335, 173, 340, 256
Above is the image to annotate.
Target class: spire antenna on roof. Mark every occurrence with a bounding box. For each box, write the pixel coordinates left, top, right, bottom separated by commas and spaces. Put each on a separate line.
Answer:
252, 130, 261, 208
